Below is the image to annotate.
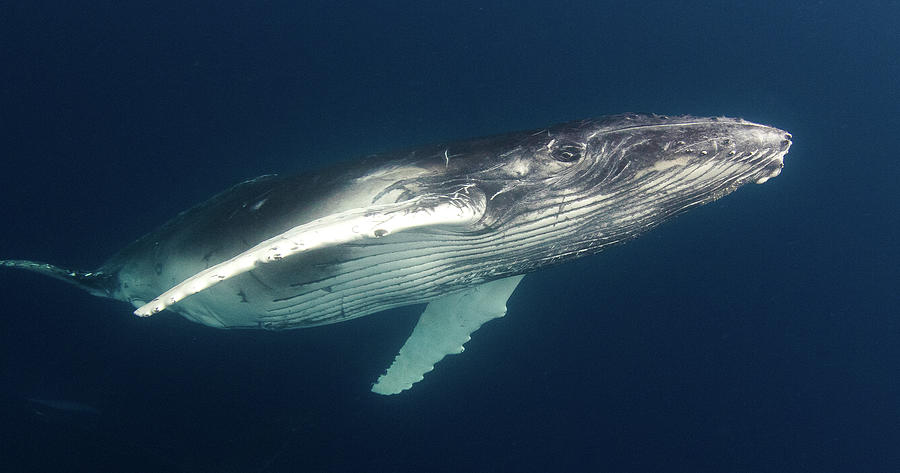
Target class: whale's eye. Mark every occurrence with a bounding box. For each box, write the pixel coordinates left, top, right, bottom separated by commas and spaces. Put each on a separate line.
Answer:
550, 142, 583, 163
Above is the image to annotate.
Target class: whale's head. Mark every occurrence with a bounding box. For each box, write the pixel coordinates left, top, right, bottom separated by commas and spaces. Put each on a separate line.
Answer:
571, 114, 791, 190
420, 114, 791, 266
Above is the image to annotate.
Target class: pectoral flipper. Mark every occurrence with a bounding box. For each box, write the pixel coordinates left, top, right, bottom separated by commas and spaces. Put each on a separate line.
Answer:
372, 275, 524, 395
135, 194, 485, 317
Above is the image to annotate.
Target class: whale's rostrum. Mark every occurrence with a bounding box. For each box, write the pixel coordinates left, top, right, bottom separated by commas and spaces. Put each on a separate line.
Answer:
1, 114, 791, 394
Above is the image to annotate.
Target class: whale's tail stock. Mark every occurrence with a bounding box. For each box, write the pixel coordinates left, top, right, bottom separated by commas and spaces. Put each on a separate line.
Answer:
0, 259, 116, 299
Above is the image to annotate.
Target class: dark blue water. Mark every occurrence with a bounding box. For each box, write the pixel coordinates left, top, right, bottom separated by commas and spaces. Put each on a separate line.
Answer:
1, 1, 897, 471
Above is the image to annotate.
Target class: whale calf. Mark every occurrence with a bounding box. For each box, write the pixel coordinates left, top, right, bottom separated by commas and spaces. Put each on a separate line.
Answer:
1, 114, 791, 394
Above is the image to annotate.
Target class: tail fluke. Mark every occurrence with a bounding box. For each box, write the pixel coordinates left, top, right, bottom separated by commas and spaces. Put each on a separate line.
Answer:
0, 260, 116, 298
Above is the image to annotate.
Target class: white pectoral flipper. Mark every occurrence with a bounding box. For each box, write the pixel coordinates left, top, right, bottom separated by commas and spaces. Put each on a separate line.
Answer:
371, 275, 525, 395
134, 194, 484, 317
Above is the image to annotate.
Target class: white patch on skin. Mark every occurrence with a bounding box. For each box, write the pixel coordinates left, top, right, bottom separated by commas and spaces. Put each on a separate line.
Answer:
250, 198, 268, 211
652, 156, 691, 171
351, 165, 430, 206
680, 160, 718, 182
356, 166, 429, 184
633, 156, 691, 179
506, 158, 532, 177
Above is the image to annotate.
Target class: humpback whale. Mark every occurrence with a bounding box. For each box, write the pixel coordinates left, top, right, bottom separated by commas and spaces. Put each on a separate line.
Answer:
1, 114, 791, 394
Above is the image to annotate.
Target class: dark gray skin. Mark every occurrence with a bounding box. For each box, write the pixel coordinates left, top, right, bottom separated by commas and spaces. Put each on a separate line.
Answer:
1, 114, 791, 330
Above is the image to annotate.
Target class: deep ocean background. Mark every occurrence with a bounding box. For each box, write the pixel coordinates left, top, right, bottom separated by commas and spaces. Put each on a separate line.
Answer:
1, 1, 898, 472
